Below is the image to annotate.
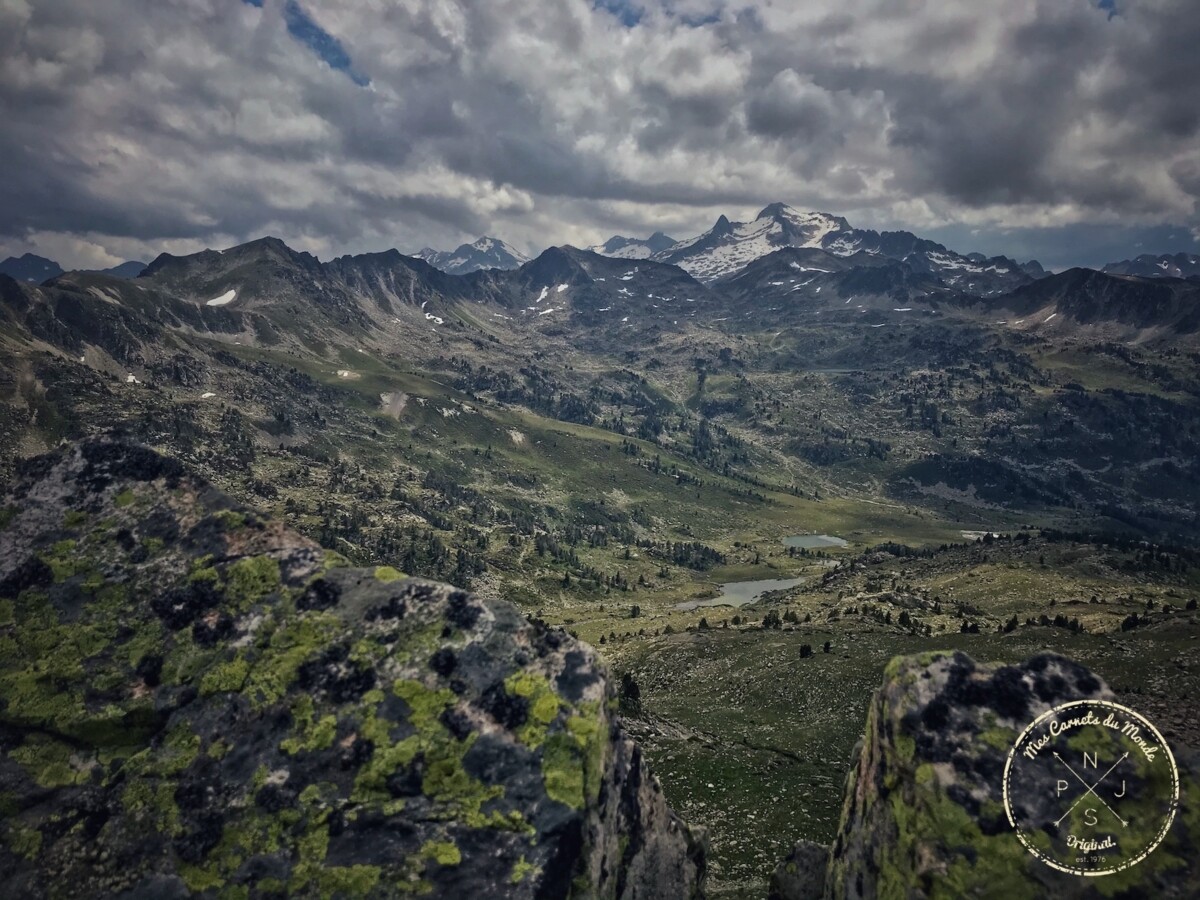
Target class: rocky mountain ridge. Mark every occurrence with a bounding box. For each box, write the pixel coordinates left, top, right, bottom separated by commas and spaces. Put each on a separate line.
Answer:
0, 254, 146, 283
1103, 252, 1200, 280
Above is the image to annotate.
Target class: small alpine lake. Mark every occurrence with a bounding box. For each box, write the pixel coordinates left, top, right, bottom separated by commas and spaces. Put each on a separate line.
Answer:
674, 576, 807, 611
783, 534, 848, 549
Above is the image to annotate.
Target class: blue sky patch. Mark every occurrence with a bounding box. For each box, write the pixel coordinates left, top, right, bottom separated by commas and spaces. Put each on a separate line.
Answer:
594, 0, 644, 27
283, 1, 369, 86
593, 0, 724, 28
242, 0, 368, 85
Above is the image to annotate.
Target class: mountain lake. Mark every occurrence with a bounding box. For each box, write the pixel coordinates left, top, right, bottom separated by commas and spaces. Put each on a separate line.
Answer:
675, 576, 807, 611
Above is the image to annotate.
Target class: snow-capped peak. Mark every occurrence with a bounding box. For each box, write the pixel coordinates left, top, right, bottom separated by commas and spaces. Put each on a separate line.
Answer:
588, 231, 678, 260
651, 204, 854, 282
415, 236, 531, 275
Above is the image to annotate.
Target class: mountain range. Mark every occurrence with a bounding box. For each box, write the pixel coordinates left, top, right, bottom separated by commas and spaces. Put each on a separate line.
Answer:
605, 204, 1049, 292
7, 205, 1197, 300
0, 252, 146, 283
6, 215, 1193, 353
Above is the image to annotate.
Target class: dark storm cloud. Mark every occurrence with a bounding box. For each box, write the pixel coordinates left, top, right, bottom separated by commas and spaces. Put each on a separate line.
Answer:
0, 0, 1196, 270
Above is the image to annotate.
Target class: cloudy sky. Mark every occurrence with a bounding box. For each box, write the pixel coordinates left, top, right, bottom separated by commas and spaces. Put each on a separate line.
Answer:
2, 0, 1198, 271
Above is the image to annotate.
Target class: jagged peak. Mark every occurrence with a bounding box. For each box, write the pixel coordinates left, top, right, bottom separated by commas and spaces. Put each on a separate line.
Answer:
711, 214, 734, 237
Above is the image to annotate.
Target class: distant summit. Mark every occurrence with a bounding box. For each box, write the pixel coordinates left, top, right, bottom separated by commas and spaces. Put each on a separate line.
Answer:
103, 260, 148, 278
0, 253, 64, 283
415, 236, 531, 275
653, 204, 850, 281
588, 231, 678, 260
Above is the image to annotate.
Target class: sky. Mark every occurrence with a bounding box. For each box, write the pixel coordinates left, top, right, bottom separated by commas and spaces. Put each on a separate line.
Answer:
1, 0, 1198, 272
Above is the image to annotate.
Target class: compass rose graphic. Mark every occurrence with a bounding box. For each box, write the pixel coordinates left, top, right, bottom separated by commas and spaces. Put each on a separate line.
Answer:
1003, 699, 1179, 876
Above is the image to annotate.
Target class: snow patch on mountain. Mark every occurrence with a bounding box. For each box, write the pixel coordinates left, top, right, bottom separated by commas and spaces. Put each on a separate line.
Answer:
206, 289, 236, 306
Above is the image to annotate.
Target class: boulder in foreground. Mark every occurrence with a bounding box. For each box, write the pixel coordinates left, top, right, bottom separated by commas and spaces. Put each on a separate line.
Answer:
821, 651, 1198, 899
0, 441, 705, 898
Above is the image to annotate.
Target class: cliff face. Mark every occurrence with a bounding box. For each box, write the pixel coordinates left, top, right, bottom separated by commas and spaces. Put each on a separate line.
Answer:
0, 441, 705, 898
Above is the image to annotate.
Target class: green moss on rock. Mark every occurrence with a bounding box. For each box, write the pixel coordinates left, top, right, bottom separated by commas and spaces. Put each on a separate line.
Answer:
213, 509, 246, 530
542, 732, 586, 810
199, 655, 250, 695
421, 840, 462, 867
243, 612, 340, 708
41, 539, 78, 582
510, 855, 540, 884
7, 824, 43, 860
224, 555, 281, 609
505, 671, 560, 748
63, 509, 88, 528
316, 865, 383, 895
281, 695, 338, 755
8, 735, 88, 788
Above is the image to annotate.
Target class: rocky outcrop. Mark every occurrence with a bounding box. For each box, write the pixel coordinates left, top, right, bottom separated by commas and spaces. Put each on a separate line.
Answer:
813, 652, 1198, 899
0, 440, 705, 898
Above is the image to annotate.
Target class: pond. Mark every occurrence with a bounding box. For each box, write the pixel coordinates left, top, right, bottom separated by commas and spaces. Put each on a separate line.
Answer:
783, 534, 848, 549
674, 576, 806, 611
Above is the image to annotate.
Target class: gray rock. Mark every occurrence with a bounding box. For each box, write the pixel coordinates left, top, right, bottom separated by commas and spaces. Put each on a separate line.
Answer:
768, 840, 827, 900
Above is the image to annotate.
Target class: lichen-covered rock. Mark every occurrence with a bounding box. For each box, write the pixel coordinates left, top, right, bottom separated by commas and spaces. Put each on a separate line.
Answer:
824, 651, 1199, 899
0, 440, 705, 899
